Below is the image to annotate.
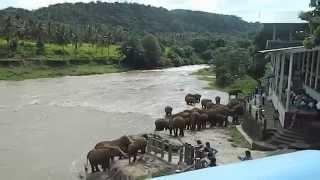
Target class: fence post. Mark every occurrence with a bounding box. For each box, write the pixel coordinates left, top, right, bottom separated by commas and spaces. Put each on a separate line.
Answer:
161, 141, 165, 159
168, 144, 172, 163
184, 143, 189, 164
146, 139, 151, 153
179, 146, 183, 164
190, 145, 194, 166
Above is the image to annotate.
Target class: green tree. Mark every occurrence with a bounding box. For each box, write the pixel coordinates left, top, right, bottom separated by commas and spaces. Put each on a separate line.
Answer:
121, 38, 145, 68
141, 34, 161, 67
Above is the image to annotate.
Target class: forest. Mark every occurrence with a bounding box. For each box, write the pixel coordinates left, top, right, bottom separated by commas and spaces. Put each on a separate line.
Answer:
0, 1, 267, 90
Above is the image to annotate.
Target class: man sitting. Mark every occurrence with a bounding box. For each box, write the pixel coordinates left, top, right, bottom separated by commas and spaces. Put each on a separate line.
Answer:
238, 150, 252, 161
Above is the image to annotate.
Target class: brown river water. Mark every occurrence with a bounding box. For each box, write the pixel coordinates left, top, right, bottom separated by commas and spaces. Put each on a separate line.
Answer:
0, 65, 228, 180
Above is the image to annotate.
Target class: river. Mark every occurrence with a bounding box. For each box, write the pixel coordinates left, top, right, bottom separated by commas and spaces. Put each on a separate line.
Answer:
0, 65, 228, 180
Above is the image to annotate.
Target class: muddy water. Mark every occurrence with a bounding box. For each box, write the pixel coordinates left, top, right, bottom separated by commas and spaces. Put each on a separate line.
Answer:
0, 65, 227, 180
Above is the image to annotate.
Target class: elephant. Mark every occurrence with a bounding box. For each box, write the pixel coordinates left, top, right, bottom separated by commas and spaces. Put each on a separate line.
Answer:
199, 113, 208, 129
206, 102, 215, 109
228, 99, 246, 124
169, 116, 185, 137
229, 104, 245, 124
127, 136, 147, 164
185, 95, 197, 105
193, 94, 202, 103
215, 96, 221, 105
173, 111, 191, 130
205, 108, 229, 127
201, 99, 212, 109
94, 136, 131, 160
190, 111, 201, 131
128, 136, 147, 154
165, 106, 173, 116
87, 149, 110, 173
128, 142, 140, 164
190, 107, 203, 113
154, 118, 169, 131
185, 94, 202, 105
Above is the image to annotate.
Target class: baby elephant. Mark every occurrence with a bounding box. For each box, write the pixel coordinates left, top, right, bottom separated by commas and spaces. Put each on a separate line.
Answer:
185, 95, 197, 105
87, 149, 110, 173
127, 137, 147, 164
165, 106, 173, 116
201, 99, 212, 109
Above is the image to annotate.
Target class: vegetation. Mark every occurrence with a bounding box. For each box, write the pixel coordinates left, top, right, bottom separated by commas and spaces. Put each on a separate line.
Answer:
300, 0, 320, 48
194, 68, 257, 95
0, 1, 263, 80
228, 126, 250, 148
0, 64, 122, 81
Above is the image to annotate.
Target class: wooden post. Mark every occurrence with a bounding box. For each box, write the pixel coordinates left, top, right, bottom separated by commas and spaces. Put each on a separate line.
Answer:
146, 140, 151, 153
168, 144, 172, 163
315, 50, 320, 89
184, 143, 189, 164
286, 53, 294, 110
179, 147, 183, 164
160, 141, 165, 159
190, 145, 194, 165
310, 50, 316, 86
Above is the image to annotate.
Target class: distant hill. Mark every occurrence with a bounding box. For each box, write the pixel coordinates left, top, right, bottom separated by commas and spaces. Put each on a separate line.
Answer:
0, 2, 260, 35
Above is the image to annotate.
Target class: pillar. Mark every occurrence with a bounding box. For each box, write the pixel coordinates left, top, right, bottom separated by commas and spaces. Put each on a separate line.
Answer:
305, 51, 311, 85
278, 53, 285, 97
286, 53, 294, 110
273, 24, 277, 40
275, 53, 281, 92
310, 50, 316, 86
302, 52, 306, 74
315, 50, 320, 89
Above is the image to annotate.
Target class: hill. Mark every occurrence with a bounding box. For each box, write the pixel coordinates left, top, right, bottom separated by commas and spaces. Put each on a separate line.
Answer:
0, 2, 259, 36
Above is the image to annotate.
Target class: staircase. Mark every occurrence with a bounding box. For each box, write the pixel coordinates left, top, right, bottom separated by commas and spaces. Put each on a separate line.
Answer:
253, 128, 311, 151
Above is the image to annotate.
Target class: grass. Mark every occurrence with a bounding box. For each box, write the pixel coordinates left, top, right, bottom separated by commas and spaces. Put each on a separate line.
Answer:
0, 64, 124, 81
228, 126, 250, 148
0, 38, 122, 60
193, 68, 258, 95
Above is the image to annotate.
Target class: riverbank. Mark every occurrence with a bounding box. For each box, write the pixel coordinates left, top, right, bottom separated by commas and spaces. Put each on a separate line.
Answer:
0, 64, 125, 81
193, 68, 258, 95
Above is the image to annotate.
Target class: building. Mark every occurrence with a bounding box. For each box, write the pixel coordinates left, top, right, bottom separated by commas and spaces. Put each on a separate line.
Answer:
241, 23, 320, 149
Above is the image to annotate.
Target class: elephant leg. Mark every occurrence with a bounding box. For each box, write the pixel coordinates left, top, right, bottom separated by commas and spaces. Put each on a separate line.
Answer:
169, 128, 172, 135
180, 128, 184, 136
224, 118, 228, 127
129, 155, 131, 164
102, 163, 107, 172
174, 128, 178, 136
141, 146, 146, 154
91, 164, 95, 173
133, 153, 137, 162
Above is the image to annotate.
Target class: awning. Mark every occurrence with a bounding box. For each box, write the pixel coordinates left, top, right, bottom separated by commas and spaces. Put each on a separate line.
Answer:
152, 150, 320, 180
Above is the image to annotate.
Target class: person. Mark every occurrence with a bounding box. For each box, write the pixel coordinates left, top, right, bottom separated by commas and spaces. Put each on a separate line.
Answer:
204, 142, 218, 157
196, 140, 203, 148
238, 150, 252, 161
208, 157, 217, 167
262, 92, 266, 106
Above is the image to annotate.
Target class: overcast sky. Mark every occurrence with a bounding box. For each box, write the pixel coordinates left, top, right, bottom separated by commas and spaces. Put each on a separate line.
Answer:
0, 0, 311, 23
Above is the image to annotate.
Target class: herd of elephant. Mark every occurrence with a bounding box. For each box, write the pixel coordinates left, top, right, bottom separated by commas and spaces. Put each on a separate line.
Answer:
86, 135, 147, 173
155, 93, 246, 137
